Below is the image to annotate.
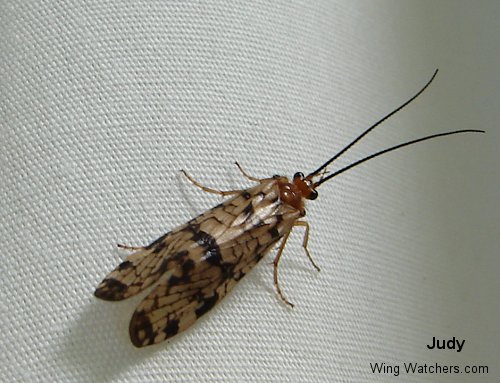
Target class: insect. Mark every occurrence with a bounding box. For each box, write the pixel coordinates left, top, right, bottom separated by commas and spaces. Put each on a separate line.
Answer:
94, 69, 484, 347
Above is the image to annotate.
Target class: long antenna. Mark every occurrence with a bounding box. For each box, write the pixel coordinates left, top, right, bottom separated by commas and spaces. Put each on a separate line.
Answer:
307, 69, 439, 179
313, 129, 484, 188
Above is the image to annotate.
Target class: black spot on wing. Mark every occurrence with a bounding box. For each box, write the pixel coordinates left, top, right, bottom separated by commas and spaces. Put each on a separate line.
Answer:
252, 220, 265, 228
243, 202, 254, 215
195, 293, 219, 318
268, 226, 280, 239
158, 250, 189, 275
241, 191, 251, 199
117, 260, 133, 270
188, 225, 222, 266
182, 257, 196, 274
205, 248, 222, 266
94, 279, 128, 301
191, 227, 218, 251
164, 319, 180, 338
168, 274, 189, 287
158, 259, 170, 275
167, 254, 195, 287
129, 311, 155, 347
153, 239, 167, 252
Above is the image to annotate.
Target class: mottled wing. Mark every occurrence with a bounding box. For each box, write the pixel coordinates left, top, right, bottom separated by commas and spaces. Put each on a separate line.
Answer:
94, 224, 193, 301
128, 179, 301, 347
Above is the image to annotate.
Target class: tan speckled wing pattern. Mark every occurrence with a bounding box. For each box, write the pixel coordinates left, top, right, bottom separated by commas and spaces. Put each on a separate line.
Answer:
95, 178, 301, 347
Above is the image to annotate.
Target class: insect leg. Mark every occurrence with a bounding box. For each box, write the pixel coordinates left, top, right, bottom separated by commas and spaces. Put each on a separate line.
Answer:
117, 243, 146, 251
234, 161, 261, 182
294, 221, 320, 272
181, 169, 242, 196
273, 231, 294, 308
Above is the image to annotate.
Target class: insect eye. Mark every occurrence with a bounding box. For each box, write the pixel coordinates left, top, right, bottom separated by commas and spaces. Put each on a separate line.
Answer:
293, 172, 304, 180
308, 190, 318, 200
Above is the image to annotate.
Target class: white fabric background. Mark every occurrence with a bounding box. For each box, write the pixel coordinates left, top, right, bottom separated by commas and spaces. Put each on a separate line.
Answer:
1, 1, 498, 382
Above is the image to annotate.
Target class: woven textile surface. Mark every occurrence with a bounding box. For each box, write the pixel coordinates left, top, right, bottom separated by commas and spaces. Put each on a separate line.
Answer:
1, 1, 498, 382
